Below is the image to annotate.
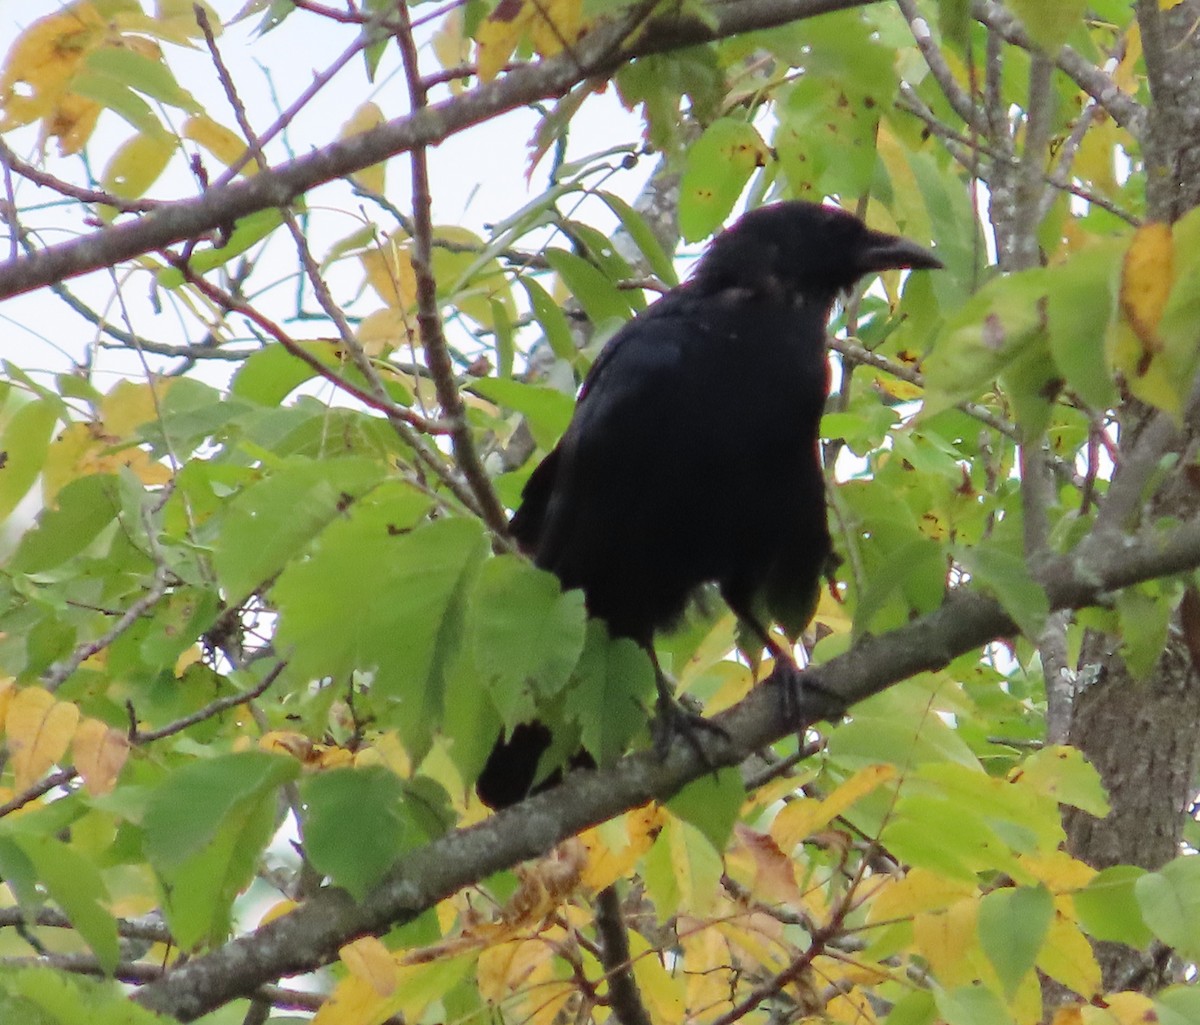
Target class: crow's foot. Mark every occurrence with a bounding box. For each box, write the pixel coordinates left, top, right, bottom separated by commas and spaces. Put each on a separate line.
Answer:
651, 682, 729, 766
772, 662, 845, 729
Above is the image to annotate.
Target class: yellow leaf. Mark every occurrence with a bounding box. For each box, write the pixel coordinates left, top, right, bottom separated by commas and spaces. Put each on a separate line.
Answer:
432, 8, 470, 90
629, 931, 685, 1024
580, 804, 664, 892
1015, 850, 1096, 892
339, 101, 387, 194
340, 936, 398, 997
1037, 911, 1102, 1000
6, 687, 79, 792
528, 0, 586, 58
678, 917, 734, 1016
361, 235, 418, 310
1118, 221, 1173, 353
72, 717, 129, 795
1052, 1007, 1085, 1025
1113, 27, 1141, 94
0, 3, 107, 151
182, 114, 255, 174
257, 899, 298, 926
828, 986, 878, 1025
357, 308, 411, 356
912, 898, 978, 987
101, 131, 175, 200
475, 0, 532, 83
712, 912, 787, 975
100, 378, 172, 437
772, 764, 895, 851
728, 824, 803, 907
1081, 992, 1157, 1025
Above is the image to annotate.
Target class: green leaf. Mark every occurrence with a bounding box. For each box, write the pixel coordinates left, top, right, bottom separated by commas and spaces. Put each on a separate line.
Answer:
144, 752, 298, 870
85, 46, 201, 113
1009, 0, 1087, 51
211, 456, 387, 600
1017, 745, 1109, 816
544, 248, 633, 328
922, 269, 1048, 418
643, 815, 721, 919
977, 885, 1053, 998
678, 119, 767, 242
1135, 855, 1200, 961
667, 769, 743, 852
274, 508, 489, 757
597, 191, 678, 286
468, 555, 587, 721
9, 475, 120, 573
301, 766, 411, 900
1073, 866, 1153, 946
0, 398, 59, 522
1157, 986, 1200, 1025
0, 966, 169, 1024
520, 277, 579, 364
156, 207, 286, 287
70, 68, 163, 138
565, 626, 656, 766
1045, 241, 1121, 410
885, 989, 938, 1025
1115, 584, 1173, 680
470, 377, 575, 450
143, 752, 298, 947
11, 834, 120, 973
955, 545, 1049, 639
933, 983, 1013, 1025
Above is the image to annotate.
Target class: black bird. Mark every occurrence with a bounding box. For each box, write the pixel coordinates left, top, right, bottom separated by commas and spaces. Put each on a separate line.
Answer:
478, 200, 942, 808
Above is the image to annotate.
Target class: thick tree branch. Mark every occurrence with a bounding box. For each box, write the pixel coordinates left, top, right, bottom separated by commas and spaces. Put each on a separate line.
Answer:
0, 0, 874, 301
134, 512, 1200, 1021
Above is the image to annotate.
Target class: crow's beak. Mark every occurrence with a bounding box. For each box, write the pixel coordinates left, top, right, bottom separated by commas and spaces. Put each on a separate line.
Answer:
858, 231, 944, 273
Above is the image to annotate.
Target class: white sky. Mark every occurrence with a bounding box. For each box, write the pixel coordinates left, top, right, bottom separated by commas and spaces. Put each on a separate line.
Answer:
0, 0, 654, 388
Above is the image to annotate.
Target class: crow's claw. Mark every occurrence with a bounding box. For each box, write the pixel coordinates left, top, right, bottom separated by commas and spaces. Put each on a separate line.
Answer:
773, 663, 844, 728
651, 688, 729, 766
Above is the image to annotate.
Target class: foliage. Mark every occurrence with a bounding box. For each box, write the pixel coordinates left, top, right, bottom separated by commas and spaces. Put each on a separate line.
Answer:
0, 0, 1197, 1022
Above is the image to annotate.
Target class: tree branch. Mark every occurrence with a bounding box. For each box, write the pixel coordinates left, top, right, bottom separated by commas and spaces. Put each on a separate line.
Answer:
0, 0, 877, 301
134, 511, 1200, 1021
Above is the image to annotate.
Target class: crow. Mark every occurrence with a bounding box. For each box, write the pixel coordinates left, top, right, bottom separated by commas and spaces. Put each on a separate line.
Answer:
477, 200, 942, 808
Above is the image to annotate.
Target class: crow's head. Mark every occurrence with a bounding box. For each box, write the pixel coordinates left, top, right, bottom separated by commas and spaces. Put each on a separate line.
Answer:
694, 200, 942, 299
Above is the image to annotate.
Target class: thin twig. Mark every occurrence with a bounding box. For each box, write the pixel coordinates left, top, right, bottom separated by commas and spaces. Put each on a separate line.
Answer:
392, 0, 511, 537
129, 661, 288, 744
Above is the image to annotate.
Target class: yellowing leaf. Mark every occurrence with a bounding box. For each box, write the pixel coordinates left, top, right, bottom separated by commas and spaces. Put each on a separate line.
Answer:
339, 101, 387, 194
1081, 992, 1156, 1025
357, 307, 411, 356
912, 898, 979, 987
257, 899, 298, 926
528, 0, 586, 58
475, 0, 532, 83
340, 936, 398, 997
100, 378, 172, 437
1120, 221, 1173, 349
0, 3, 107, 151
6, 687, 80, 792
101, 131, 174, 199
771, 764, 895, 851
72, 717, 129, 795
580, 804, 664, 892
629, 931, 685, 1023
182, 114, 254, 173
1016, 851, 1096, 893
362, 235, 418, 310
1036, 911, 1102, 1000
828, 986, 878, 1025
728, 824, 803, 907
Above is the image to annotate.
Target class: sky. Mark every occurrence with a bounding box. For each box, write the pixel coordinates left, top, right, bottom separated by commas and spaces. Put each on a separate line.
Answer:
0, 0, 654, 388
